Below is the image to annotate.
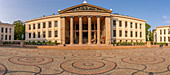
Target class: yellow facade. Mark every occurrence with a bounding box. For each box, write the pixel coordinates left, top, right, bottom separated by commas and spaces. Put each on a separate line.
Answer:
25, 2, 146, 45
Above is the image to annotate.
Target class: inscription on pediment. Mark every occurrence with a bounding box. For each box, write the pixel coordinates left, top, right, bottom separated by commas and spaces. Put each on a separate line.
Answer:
68, 5, 102, 11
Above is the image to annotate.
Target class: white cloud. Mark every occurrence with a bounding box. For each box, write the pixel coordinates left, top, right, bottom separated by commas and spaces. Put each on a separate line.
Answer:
163, 16, 168, 19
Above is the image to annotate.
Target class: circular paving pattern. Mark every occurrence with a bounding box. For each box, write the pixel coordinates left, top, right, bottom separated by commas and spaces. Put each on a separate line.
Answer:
0, 52, 18, 56
122, 56, 165, 65
106, 52, 133, 56
61, 60, 116, 74
9, 56, 53, 66
72, 53, 101, 58
0, 64, 6, 75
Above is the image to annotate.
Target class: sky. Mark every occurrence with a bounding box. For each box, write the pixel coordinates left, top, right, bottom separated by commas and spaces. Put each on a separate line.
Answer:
0, 0, 170, 30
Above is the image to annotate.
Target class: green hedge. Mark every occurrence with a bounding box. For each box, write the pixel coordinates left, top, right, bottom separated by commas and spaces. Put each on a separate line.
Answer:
24, 41, 60, 45
112, 42, 145, 46
3, 42, 20, 44
154, 43, 168, 45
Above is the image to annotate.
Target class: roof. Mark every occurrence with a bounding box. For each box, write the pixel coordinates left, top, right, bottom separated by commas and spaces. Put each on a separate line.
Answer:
156, 25, 170, 28
58, 3, 112, 14
0, 21, 15, 26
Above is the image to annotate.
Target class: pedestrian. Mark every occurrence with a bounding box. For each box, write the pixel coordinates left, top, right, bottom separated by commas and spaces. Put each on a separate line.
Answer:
160, 44, 163, 49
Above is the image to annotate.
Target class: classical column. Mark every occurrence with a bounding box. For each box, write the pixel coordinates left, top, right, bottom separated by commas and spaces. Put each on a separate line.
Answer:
97, 16, 101, 44
105, 16, 111, 44
61, 17, 66, 44
88, 16, 92, 44
70, 16, 74, 44
79, 16, 83, 44
94, 23, 96, 43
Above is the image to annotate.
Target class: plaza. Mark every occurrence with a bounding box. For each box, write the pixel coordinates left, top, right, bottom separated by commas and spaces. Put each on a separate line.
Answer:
0, 47, 170, 75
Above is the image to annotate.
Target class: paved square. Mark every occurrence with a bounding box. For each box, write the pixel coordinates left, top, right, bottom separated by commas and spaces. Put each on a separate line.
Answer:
0, 47, 170, 75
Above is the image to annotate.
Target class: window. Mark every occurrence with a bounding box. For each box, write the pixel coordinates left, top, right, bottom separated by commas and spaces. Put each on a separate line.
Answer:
140, 32, 142, 38
33, 33, 36, 38
49, 31, 51, 37
9, 35, 11, 40
43, 22, 46, 28
43, 31, 46, 38
55, 31, 58, 37
164, 37, 166, 42
119, 21, 122, 27
140, 24, 142, 29
49, 22, 51, 28
29, 33, 31, 38
33, 24, 35, 29
38, 32, 40, 38
160, 30, 162, 35
5, 28, 8, 33
130, 22, 133, 28
168, 29, 170, 34
160, 37, 162, 42
38, 23, 40, 29
125, 21, 128, 28
9, 28, 11, 33
113, 30, 116, 37
120, 40, 122, 43
29, 25, 31, 30
168, 37, 170, 42
55, 21, 58, 27
119, 30, 122, 37
1, 28, 3, 33
136, 32, 138, 37
5, 35, 7, 40
131, 31, 133, 37
113, 20, 116, 27
125, 31, 128, 37
1, 35, 3, 40
135, 23, 138, 29
164, 29, 166, 34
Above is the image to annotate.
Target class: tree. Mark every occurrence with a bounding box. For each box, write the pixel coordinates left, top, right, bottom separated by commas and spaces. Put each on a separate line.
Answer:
145, 23, 151, 41
13, 20, 25, 40
149, 30, 154, 42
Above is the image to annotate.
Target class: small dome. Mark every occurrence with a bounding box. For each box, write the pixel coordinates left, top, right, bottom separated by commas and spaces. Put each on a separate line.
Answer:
83, 0, 87, 4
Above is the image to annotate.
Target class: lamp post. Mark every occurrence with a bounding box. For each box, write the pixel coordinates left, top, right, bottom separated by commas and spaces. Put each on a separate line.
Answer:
20, 34, 24, 47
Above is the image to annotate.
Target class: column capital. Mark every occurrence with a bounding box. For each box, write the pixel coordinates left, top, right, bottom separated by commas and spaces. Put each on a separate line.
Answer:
78, 16, 83, 18
60, 16, 66, 18
69, 16, 74, 18
96, 16, 101, 18
87, 16, 92, 18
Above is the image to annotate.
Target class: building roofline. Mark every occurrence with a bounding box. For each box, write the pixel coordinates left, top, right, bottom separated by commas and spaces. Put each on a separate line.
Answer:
111, 14, 146, 22
0, 21, 15, 26
24, 15, 60, 23
156, 25, 170, 28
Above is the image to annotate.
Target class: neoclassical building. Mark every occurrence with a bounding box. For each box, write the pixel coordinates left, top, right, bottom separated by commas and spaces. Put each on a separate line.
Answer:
153, 25, 170, 43
25, 1, 146, 45
0, 21, 15, 41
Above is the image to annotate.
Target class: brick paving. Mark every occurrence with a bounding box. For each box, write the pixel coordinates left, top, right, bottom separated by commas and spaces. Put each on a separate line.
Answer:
0, 47, 170, 75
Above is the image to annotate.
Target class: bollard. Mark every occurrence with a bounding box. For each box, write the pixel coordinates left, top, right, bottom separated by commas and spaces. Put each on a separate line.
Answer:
149, 72, 153, 75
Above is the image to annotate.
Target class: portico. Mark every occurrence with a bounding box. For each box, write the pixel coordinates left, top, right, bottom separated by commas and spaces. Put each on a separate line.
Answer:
59, 2, 112, 45
61, 15, 110, 45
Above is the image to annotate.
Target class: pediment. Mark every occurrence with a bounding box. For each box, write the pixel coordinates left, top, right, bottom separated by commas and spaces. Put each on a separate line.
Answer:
59, 3, 112, 14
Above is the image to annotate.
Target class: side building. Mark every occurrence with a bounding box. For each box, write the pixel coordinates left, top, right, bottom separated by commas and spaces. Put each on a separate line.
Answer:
153, 25, 170, 44
25, 2, 146, 45
0, 21, 15, 41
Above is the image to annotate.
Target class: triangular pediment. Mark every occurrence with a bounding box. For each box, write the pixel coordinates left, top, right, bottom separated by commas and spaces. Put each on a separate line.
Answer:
59, 3, 112, 14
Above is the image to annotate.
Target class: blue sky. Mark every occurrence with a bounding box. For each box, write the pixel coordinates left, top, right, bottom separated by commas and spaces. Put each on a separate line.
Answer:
0, 0, 170, 30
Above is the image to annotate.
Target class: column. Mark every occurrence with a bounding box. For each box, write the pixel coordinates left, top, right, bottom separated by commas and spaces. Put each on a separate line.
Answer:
97, 16, 101, 44
94, 23, 96, 43
61, 17, 66, 44
70, 16, 74, 44
88, 16, 92, 44
79, 16, 83, 44
105, 16, 111, 44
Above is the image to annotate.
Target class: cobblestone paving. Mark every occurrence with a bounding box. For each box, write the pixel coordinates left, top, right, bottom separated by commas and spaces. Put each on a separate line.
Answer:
0, 47, 170, 75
